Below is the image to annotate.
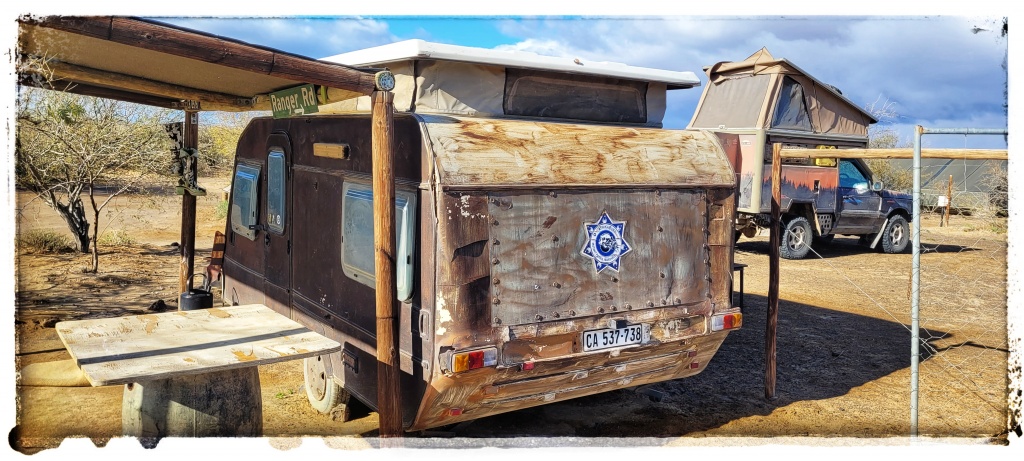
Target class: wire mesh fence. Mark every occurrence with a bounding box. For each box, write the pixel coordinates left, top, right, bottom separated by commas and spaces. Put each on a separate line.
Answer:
911, 129, 1010, 438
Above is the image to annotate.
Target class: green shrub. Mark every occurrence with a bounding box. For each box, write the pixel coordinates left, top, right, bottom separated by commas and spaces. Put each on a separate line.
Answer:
98, 229, 137, 246
214, 199, 229, 220
19, 230, 76, 254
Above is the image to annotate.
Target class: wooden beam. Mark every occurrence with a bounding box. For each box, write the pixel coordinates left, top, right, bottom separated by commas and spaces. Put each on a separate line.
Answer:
24, 16, 378, 96
765, 143, 781, 400
19, 74, 184, 109
780, 147, 1007, 160
178, 110, 199, 299
372, 90, 402, 439
29, 58, 258, 112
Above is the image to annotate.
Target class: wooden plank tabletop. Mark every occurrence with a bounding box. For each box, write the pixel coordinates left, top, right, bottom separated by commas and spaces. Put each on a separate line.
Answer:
55, 304, 341, 386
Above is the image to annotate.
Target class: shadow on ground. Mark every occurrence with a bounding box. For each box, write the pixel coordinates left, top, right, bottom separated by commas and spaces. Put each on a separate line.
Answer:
440, 293, 934, 439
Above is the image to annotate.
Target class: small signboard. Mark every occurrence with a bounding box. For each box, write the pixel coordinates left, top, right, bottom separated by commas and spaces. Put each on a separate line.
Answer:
270, 84, 320, 119
937, 195, 949, 207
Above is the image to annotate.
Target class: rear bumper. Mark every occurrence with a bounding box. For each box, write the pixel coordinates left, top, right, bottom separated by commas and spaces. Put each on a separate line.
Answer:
408, 327, 733, 431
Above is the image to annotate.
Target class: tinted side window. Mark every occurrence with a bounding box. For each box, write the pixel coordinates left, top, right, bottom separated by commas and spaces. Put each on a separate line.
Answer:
839, 160, 868, 188
267, 149, 286, 234
230, 164, 261, 240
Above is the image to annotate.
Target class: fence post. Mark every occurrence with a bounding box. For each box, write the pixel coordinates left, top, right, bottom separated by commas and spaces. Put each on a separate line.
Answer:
911, 125, 923, 437
765, 143, 782, 400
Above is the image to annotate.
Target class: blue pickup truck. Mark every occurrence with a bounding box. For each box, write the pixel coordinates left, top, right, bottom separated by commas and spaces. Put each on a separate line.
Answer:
688, 48, 913, 259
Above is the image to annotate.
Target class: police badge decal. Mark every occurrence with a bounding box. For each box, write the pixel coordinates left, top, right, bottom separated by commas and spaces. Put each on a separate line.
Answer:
581, 212, 632, 272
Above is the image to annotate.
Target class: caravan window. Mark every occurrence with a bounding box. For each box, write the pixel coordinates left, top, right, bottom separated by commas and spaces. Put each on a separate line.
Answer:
266, 149, 286, 234
771, 76, 813, 131
504, 69, 648, 123
340, 181, 417, 302
230, 164, 261, 241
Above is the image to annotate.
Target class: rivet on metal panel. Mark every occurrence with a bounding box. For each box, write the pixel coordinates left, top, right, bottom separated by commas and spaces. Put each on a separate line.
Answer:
569, 310, 576, 317
552, 235, 559, 242
660, 273, 665, 278
536, 314, 544, 321
551, 281, 561, 288
553, 312, 560, 318
490, 198, 499, 205
655, 189, 661, 196
493, 239, 500, 245
549, 191, 557, 198
612, 305, 619, 311
646, 301, 653, 308
657, 225, 663, 232
533, 284, 541, 290
611, 277, 618, 283
674, 298, 682, 304
492, 219, 499, 226
598, 307, 605, 314
661, 299, 668, 305
493, 278, 501, 285
492, 258, 500, 265
493, 317, 502, 325
623, 304, 629, 310
492, 298, 501, 305
627, 304, 633, 310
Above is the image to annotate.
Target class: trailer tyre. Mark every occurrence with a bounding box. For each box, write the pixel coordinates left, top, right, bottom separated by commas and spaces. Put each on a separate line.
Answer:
881, 215, 910, 254
304, 355, 346, 414
780, 216, 812, 260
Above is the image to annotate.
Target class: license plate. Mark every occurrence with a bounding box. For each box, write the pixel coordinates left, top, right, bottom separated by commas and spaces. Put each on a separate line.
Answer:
582, 324, 648, 352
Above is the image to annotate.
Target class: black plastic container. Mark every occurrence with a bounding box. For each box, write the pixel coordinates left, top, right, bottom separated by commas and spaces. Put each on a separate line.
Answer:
179, 289, 213, 311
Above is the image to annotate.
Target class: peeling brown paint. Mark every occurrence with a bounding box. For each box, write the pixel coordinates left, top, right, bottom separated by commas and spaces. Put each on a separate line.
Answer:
207, 308, 232, 319
232, 349, 257, 362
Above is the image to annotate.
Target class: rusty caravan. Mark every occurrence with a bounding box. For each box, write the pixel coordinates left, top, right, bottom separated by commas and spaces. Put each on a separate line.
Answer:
221, 40, 740, 431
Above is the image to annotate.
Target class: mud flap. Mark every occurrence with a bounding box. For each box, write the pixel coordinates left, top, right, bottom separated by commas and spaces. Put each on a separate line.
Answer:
869, 217, 888, 249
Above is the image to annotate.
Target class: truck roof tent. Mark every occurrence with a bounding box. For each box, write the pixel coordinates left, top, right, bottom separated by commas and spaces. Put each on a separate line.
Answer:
319, 39, 702, 127
687, 48, 877, 140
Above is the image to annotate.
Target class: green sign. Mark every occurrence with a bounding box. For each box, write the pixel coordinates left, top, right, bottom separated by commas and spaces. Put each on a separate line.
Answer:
270, 84, 320, 119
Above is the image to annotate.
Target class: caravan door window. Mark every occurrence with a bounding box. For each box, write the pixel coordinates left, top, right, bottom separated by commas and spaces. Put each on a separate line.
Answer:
266, 149, 286, 234
340, 181, 417, 301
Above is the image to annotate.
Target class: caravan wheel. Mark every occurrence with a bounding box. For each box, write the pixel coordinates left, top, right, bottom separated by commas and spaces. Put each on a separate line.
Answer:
303, 355, 346, 414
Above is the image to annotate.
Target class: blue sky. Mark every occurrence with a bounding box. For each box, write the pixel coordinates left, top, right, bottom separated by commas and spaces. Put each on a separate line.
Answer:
2, 3, 1011, 149
142, 13, 1011, 150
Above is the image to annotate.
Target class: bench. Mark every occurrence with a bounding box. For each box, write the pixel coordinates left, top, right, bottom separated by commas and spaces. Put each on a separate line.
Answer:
733, 263, 748, 311
55, 304, 340, 440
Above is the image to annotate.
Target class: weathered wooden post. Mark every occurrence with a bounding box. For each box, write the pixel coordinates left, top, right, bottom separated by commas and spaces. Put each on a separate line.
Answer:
371, 75, 403, 439
944, 174, 953, 226
178, 109, 199, 296
765, 142, 782, 399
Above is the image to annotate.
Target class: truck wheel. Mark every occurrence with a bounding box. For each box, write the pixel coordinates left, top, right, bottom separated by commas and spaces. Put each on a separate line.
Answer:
780, 217, 812, 260
304, 355, 346, 414
881, 215, 910, 254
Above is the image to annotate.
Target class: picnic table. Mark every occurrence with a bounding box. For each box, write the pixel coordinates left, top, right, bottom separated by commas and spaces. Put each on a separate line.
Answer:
55, 304, 340, 439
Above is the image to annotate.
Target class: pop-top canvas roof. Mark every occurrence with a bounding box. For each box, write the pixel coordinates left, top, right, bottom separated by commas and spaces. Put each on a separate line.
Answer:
323, 39, 701, 90
688, 48, 877, 139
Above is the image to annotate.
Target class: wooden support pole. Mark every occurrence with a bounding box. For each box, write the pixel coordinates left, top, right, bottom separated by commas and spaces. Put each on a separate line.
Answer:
945, 175, 953, 226
371, 90, 402, 438
178, 110, 198, 297
765, 143, 782, 400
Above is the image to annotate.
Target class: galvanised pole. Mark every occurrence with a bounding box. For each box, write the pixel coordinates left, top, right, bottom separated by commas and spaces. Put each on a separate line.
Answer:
909, 125, 1007, 438
911, 125, 922, 438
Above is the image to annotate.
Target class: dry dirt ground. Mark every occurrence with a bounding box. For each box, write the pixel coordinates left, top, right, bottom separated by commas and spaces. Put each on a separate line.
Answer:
8, 178, 1018, 454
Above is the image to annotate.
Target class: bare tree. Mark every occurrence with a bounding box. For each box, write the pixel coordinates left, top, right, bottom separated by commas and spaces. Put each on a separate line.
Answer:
864, 96, 913, 191
15, 86, 174, 272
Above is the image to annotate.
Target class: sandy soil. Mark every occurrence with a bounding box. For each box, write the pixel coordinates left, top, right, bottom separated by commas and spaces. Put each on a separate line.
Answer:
9, 179, 1016, 453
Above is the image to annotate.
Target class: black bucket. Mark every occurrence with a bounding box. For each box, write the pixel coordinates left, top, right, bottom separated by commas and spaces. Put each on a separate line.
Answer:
180, 289, 213, 311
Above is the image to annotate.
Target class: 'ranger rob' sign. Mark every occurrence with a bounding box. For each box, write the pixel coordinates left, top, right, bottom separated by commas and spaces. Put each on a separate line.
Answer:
270, 84, 320, 119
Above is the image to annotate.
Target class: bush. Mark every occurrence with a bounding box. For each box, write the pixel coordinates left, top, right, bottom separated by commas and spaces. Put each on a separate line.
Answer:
865, 159, 913, 193
19, 230, 76, 254
98, 229, 137, 246
214, 199, 229, 220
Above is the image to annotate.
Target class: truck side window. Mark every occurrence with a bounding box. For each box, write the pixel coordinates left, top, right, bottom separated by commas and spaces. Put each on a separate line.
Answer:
230, 164, 261, 240
340, 181, 417, 302
839, 160, 868, 188
266, 149, 286, 234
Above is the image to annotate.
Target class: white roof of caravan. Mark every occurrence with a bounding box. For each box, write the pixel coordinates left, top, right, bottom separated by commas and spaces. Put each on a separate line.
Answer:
322, 39, 701, 89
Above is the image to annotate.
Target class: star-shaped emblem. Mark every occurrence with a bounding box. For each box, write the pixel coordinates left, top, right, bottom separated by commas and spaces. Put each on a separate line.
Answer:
581, 212, 632, 272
